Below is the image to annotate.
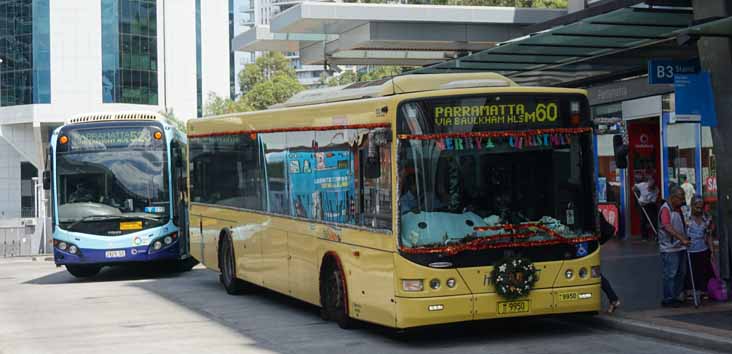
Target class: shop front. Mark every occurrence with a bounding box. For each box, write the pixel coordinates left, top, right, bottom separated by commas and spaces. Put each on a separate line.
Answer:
591, 82, 717, 240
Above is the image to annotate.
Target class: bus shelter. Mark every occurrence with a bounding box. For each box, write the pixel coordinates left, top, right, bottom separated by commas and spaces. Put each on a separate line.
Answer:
412, 0, 732, 282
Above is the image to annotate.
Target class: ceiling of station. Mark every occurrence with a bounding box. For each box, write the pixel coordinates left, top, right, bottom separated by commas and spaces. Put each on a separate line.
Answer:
411, 3, 721, 87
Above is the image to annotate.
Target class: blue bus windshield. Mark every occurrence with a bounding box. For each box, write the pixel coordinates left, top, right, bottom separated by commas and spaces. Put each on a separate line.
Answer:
55, 127, 170, 232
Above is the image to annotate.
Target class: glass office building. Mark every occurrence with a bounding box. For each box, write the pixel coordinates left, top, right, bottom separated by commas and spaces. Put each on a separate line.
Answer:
102, 0, 158, 105
0, 0, 51, 107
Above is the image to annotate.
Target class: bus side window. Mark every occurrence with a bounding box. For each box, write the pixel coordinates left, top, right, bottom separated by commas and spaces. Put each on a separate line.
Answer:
359, 129, 392, 230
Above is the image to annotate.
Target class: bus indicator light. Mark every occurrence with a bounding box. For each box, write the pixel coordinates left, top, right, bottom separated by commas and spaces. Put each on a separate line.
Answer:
153, 131, 163, 140
59, 136, 69, 144
402, 279, 424, 292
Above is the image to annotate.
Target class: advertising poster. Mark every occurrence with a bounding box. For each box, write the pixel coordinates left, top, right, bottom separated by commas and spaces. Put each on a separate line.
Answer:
287, 150, 355, 224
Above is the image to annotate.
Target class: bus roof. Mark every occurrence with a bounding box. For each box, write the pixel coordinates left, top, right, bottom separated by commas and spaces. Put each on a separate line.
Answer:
65, 111, 164, 125
277, 73, 518, 108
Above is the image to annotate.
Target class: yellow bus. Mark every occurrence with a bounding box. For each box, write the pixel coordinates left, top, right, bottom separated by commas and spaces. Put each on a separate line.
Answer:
187, 73, 601, 329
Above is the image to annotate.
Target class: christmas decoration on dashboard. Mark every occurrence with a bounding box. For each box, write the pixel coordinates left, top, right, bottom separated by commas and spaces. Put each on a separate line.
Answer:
491, 256, 539, 300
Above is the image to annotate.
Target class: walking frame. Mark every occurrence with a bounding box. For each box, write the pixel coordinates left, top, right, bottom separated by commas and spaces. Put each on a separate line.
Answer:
632, 189, 699, 308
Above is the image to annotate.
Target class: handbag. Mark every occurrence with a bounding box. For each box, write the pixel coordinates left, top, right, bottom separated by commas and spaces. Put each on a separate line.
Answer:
708, 257, 728, 301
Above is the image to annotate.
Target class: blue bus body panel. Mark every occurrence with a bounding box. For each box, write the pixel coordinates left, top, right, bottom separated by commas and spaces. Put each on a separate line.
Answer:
53, 221, 181, 265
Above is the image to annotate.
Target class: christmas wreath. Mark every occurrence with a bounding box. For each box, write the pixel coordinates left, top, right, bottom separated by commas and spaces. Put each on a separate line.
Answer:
491, 256, 538, 300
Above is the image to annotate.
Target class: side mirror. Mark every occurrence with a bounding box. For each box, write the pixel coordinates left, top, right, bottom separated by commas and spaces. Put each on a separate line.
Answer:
42, 170, 51, 190
364, 129, 391, 179
612, 134, 628, 169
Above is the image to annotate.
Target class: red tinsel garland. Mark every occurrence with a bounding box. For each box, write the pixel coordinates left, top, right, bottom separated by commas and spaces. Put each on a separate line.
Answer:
397, 127, 592, 141
189, 122, 391, 138
400, 234, 598, 256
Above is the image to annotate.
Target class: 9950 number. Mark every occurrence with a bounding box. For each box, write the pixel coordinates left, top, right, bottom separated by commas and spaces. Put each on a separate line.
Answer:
497, 300, 529, 314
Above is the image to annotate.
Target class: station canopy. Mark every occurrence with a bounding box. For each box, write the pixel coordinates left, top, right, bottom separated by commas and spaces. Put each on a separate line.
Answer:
412, 0, 732, 87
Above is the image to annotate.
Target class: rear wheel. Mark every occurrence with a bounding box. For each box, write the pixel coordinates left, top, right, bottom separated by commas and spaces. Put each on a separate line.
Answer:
66, 264, 102, 278
218, 233, 249, 295
322, 265, 355, 329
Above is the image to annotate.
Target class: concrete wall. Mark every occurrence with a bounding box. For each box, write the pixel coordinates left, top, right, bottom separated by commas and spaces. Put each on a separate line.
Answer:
201, 0, 234, 111
0, 140, 23, 219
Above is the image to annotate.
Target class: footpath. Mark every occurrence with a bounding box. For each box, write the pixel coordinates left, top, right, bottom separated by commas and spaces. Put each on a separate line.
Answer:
591, 238, 732, 353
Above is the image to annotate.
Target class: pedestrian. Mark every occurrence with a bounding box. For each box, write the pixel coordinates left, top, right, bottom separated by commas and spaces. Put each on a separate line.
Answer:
680, 175, 695, 207
599, 211, 620, 313
683, 195, 715, 301
634, 176, 659, 241
658, 186, 691, 308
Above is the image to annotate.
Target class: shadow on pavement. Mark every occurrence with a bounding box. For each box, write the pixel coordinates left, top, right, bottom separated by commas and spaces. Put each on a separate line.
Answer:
128, 267, 598, 352
24, 263, 188, 285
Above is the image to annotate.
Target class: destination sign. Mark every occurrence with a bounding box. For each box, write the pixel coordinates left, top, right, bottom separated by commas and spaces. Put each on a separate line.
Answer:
399, 95, 583, 134
66, 127, 163, 151
433, 101, 559, 127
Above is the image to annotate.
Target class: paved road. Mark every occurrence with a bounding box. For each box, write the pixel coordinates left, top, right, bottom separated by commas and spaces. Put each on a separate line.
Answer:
0, 258, 722, 354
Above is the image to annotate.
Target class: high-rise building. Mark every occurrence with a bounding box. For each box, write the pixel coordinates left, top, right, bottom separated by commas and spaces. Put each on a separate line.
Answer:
0, 0, 231, 220
233, 0, 326, 94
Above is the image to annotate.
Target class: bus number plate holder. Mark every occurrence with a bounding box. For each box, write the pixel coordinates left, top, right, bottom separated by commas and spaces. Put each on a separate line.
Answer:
105, 250, 126, 258
497, 300, 529, 314
559, 292, 579, 301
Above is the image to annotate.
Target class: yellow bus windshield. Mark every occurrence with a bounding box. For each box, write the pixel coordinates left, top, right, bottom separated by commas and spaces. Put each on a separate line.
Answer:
396, 93, 596, 253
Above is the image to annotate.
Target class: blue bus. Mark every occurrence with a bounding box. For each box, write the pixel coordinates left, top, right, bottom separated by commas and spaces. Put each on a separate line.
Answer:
43, 112, 196, 277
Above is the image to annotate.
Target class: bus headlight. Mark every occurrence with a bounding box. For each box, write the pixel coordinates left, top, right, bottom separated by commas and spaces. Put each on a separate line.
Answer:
402, 279, 424, 292
163, 236, 173, 245
429, 279, 440, 290
579, 267, 589, 279
565, 269, 574, 279
446, 278, 457, 288
153, 241, 163, 251
68, 245, 79, 255
57, 242, 68, 251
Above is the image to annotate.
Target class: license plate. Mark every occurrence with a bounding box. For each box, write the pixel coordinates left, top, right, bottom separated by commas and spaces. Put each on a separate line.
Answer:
105, 250, 126, 258
559, 292, 579, 301
497, 300, 530, 314
120, 221, 142, 231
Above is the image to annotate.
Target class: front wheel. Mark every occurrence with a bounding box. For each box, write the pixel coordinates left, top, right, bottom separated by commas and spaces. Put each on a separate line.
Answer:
175, 257, 199, 272
322, 266, 355, 329
66, 264, 102, 278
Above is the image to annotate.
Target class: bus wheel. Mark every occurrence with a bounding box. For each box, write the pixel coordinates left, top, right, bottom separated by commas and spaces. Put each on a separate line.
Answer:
175, 257, 199, 272
322, 264, 355, 329
66, 265, 102, 278
218, 232, 247, 295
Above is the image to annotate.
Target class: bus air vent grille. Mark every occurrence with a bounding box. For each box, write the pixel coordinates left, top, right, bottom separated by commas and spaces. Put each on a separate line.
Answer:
66, 112, 161, 125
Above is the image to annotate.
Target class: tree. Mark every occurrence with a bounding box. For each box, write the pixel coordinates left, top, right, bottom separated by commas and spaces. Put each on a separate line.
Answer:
325, 71, 358, 87
236, 52, 304, 110
239, 52, 297, 93
159, 108, 186, 132
204, 92, 252, 116
359, 66, 405, 81
242, 74, 304, 110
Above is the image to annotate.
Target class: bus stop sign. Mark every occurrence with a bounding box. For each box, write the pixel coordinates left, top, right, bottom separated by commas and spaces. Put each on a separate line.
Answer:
648, 59, 700, 84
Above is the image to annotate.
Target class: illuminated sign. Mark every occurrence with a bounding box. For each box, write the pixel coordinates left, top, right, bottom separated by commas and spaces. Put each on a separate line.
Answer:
67, 127, 162, 151
433, 101, 559, 127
